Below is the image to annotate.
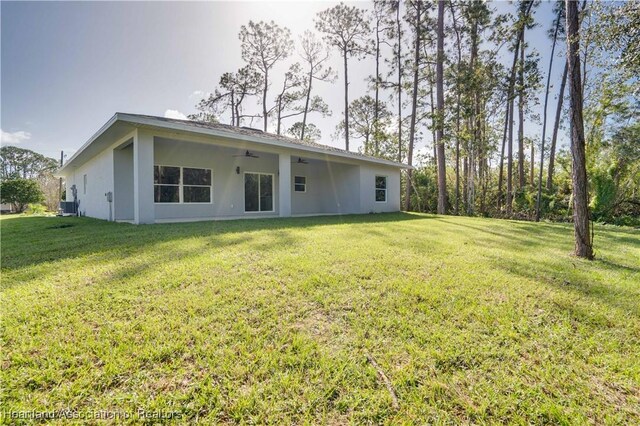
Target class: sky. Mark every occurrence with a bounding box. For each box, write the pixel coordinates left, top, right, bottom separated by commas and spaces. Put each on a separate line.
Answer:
1, 1, 562, 163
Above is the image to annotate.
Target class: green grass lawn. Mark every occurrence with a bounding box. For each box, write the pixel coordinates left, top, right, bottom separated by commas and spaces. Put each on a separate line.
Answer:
1, 213, 639, 424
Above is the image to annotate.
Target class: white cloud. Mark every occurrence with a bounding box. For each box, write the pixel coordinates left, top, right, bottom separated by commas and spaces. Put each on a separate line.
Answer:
164, 109, 188, 120
1, 129, 31, 145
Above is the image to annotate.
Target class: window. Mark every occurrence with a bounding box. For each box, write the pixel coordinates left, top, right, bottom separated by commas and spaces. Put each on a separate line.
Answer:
294, 176, 306, 192
154, 165, 180, 203
83, 174, 87, 194
154, 165, 212, 203
244, 172, 274, 212
375, 176, 387, 202
183, 167, 211, 203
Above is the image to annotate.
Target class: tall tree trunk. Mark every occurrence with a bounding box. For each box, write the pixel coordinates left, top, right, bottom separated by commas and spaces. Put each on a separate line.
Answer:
470, 90, 481, 214
480, 109, 488, 214
566, 0, 593, 259
436, 0, 447, 214
455, 110, 460, 214
530, 137, 535, 186
499, 47, 522, 209
497, 99, 509, 210
234, 93, 242, 127
463, 156, 468, 211
548, 0, 587, 190
467, 132, 474, 215
396, 3, 402, 163
504, 1, 532, 214
262, 69, 269, 131
430, 78, 437, 172
449, 1, 462, 215
275, 75, 290, 135
343, 49, 350, 151
276, 95, 282, 135
230, 90, 236, 126
374, 18, 381, 156
535, 16, 560, 220
301, 71, 313, 141
524, 35, 534, 188
518, 34, 525, 189
404, 0, 421, 211
547, 62, 568, 190
468, 14, 479, 215
507, 95, 514, 216
455, 119, 460, 214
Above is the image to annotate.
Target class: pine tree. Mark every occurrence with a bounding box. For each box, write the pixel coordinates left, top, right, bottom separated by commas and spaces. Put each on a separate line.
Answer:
435, 0, 447, 214
536, 5, 563, 221
299, 31, 335, 141
239, 21, 293, 132
315, 4, 370, 151
565, 0, 593, 259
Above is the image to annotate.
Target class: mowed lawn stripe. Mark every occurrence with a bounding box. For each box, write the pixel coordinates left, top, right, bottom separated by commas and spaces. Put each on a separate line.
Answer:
1, 213, 639, 424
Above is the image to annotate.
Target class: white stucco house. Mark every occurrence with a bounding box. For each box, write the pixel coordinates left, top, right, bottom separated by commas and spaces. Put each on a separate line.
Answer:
57, 113, 409, 224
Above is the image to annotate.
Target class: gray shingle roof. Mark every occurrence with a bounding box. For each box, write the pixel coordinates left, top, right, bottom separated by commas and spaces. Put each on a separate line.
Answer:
59, 112, 410, 174
121, 113, 407, 168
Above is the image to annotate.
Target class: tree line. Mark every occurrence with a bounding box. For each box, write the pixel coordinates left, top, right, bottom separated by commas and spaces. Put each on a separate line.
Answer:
0, 146, 60, 212
190, 0, 638, 258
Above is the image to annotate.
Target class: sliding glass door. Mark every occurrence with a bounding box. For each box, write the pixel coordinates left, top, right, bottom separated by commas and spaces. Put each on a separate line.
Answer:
244, 173, 274, 212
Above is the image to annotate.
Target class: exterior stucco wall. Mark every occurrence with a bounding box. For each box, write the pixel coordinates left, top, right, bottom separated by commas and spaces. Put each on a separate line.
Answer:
291, 161, 360, 215
65, 148, 114, 220
319, 162, 361, 214
62, 127, 403, 223
113, 144, 134, 221
153, 138, 280, 220
359, 165, 401, 213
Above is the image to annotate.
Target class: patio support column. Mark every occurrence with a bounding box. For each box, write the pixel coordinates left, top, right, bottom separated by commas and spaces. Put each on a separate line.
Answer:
279, 153, 291, 217
133, 129, 154, 224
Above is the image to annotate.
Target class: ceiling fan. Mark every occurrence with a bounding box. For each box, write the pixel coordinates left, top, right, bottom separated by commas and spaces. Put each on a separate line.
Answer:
294, 157, 309, 164
233, 150, 259, 158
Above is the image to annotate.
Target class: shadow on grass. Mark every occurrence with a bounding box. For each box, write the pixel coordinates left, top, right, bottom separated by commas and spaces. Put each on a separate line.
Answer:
492, 253, 640, 317
432, 217, 569, 252
442, 217, 639, 270
596, 257, 640, 274
1, 229, 259, 291
430, 217, 639, 315
0, 212, 430, 271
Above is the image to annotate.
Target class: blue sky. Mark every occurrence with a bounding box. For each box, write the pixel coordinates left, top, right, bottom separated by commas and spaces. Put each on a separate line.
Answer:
1, 1, 561, 162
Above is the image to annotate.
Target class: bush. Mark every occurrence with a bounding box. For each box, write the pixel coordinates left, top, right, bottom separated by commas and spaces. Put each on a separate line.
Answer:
591, 168, 617, 221
0, 178, 44, 212
25, 203, 47, 215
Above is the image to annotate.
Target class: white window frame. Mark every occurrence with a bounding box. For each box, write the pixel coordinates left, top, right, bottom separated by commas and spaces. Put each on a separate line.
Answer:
153, 165, 213, 204
375, 175, 387, 203
182, 167, 214, 204
243, 171, 275, 213
294, 175, 307, 193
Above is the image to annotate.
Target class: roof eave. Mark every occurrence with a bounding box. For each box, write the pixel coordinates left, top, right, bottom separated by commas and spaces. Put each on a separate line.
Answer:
59, 113, 413, 173
117, 114, 410, 169
57, 113, 121, 175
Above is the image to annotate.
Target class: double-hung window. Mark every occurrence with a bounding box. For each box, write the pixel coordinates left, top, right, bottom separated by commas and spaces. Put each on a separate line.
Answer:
154, 165, 212, 203
375, 176, 387, 202
294, 176, 306, 192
